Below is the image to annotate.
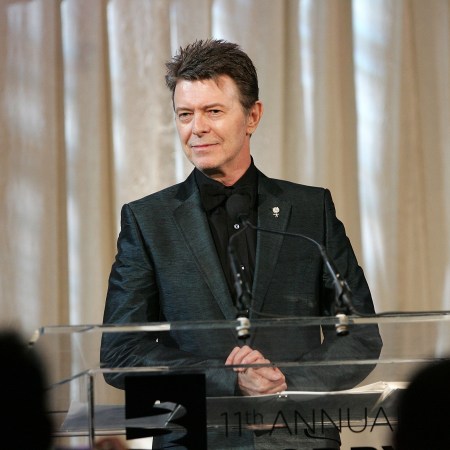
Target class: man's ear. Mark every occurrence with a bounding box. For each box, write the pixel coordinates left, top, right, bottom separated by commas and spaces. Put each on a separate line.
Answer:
246, 101, 263, 135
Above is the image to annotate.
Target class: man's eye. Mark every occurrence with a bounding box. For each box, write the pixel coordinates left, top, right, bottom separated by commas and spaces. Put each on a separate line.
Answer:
178, 112, 191, 121
209, 109, 222, 115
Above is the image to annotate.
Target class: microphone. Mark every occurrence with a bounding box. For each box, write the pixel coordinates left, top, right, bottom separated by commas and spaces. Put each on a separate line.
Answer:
316, 245, 355, 335
228, 207, 355, 336
228, 243, 251, 340
226, 193, 253, 340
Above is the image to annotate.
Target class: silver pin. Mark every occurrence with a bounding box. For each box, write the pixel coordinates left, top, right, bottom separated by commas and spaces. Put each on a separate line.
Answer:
272, 206, 280, 218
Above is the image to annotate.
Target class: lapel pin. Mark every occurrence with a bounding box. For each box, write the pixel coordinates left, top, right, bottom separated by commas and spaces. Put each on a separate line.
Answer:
272, 206, 280, 218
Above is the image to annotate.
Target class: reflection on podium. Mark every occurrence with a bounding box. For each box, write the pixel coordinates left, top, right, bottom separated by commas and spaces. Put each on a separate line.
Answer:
33, 314, 450, 449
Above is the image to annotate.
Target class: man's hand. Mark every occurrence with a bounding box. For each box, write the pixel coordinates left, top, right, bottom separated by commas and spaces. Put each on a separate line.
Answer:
225, 345, 287, 396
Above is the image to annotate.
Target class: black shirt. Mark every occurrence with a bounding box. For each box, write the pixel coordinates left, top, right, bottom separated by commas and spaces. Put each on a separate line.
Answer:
195, 162, 258, 304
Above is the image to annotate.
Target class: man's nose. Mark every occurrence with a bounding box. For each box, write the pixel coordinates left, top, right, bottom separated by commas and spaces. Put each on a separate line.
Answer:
192, 113, 210, 135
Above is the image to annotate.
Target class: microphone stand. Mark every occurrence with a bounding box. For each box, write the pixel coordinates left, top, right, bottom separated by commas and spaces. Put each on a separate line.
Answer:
227, 228, 252, 341
240, 217, 356, 336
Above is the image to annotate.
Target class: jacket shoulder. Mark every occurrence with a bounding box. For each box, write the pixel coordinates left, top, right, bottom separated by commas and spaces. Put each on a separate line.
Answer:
259, 173, 328, 201
126, 172, 196, 211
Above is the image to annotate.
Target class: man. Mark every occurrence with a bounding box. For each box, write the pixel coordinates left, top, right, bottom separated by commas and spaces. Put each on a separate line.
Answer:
101, 39, 382, 449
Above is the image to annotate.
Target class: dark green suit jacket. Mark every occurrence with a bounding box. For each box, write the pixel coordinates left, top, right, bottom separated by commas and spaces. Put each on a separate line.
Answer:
101, 169, 382, 396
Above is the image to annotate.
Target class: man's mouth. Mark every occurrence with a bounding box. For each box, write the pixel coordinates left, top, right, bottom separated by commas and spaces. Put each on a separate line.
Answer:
190, 142, 218, 150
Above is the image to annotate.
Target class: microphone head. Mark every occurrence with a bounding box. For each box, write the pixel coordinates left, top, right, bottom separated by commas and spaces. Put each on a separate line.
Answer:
226, 192, 251, 224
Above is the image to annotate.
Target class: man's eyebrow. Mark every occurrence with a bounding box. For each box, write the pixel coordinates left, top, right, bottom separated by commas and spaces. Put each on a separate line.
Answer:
203, 103, 226, 109
175, 103, 226, 113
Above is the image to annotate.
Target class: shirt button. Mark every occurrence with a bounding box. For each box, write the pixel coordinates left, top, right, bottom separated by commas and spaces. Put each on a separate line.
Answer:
234, 223, 240, 229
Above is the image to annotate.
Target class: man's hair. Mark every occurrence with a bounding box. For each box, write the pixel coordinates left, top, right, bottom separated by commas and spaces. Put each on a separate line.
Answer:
0, 330, 52, 449
395, 359, 450, 450
165, 39, 259, 112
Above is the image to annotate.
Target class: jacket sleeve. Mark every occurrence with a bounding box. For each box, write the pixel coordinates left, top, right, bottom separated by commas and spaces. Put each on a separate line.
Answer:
283, 189, 383, 391
100, 203, 236, 396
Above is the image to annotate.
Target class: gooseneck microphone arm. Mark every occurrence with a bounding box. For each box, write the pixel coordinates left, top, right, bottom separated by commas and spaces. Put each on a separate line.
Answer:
225, 193, 255, 341
316, 246, 355, 315
227, 237, 252, 340
238, 215, 356, 336
227, 242, 251, 315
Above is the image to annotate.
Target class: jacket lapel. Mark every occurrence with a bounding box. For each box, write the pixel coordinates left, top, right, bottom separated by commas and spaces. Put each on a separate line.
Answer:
172, 174, 237, 320
172, 171, 292, 321
251, 175, 291, 316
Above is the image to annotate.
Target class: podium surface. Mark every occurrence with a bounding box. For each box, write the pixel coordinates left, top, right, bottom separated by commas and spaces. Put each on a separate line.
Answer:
33, 313, 450, 449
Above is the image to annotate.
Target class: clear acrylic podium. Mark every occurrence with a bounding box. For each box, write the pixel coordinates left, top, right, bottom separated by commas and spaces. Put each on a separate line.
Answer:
33, 313, 450, 449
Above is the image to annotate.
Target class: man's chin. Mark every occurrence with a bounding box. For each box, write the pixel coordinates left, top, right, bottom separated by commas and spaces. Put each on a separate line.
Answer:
190, 158, 221, 176
197, 166, 222, 178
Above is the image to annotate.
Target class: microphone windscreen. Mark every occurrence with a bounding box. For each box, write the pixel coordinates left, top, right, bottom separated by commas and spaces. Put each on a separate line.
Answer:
225, 193, 251, 223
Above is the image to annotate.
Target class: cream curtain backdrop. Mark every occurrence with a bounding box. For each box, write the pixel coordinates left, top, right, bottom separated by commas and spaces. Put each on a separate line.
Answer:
1, 0, 449, 336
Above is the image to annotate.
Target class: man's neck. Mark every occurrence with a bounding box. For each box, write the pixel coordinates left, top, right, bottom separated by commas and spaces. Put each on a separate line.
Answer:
200, 159, 252, 187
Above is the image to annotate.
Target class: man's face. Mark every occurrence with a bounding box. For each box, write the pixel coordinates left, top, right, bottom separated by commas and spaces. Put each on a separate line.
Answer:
173, 75, 262, 184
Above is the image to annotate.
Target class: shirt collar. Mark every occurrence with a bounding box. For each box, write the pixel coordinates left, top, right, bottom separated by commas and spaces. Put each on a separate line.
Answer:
195, 160, 258, 212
